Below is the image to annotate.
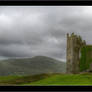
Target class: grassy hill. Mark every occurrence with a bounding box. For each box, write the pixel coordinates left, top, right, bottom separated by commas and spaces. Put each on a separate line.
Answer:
0, 73, 91, 86
0, 56, 66, 76
0, 73, 53, 85
23, 73, 92, 86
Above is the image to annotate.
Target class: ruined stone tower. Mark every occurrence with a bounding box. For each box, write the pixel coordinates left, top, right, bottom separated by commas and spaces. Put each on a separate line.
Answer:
66, 33, 86, 74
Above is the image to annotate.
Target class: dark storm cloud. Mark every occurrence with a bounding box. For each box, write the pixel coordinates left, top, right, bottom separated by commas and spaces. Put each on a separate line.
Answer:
0, 6, 92, 61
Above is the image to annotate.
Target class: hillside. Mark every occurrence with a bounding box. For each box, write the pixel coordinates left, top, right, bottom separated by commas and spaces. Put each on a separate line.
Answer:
0, 73, 53, 85
0, 56, 66, 76
24, 73, 92, 86
0, 73, 91, 86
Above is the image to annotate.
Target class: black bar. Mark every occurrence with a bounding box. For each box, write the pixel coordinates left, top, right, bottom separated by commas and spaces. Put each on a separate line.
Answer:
0, 1, 91, 6
0, 86, 92, 91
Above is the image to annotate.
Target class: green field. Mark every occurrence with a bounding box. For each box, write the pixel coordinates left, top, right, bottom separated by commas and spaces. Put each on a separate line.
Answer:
0, 73, 92, 86
0, 74, 52, 85
24, 73, 92, 86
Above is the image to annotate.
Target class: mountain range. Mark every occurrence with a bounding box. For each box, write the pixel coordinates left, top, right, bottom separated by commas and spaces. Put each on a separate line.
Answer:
0, 56, 66, 76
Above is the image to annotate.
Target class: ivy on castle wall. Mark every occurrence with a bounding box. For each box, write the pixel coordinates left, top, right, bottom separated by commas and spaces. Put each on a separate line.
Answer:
79, 46, 92, 72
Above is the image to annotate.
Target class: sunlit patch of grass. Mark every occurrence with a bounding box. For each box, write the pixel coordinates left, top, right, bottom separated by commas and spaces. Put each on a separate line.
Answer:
23, 73, 92, 86
0, 73, 92, 86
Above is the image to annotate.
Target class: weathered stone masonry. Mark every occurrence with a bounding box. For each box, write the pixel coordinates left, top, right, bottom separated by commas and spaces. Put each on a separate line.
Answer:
66, 33, 86, 74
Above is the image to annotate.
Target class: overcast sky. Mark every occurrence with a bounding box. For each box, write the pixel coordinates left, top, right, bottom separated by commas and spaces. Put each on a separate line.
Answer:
0, 6, 92, 61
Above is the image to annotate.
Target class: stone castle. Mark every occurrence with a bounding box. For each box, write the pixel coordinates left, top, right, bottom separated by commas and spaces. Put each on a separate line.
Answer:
66, 33, 92, 74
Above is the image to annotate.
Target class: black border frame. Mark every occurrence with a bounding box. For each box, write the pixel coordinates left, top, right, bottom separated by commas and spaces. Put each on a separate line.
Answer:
0, 1, 92, 5
0, 86, 92, 91
0, 0, 92, 91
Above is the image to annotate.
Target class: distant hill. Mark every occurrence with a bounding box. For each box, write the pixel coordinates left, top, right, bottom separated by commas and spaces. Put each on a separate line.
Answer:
0, 56, 66, 76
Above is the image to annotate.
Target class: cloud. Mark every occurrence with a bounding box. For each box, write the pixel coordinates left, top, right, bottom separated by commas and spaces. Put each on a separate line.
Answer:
0, 6, 91, 61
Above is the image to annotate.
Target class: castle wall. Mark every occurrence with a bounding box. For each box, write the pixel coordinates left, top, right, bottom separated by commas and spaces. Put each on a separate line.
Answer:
66, 33, 86, 74
79, 45, 92, 72
66, 34, 73, 73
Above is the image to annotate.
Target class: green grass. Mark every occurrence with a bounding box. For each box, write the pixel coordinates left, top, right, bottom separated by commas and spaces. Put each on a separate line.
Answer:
0, 75, 23, 85
0, 73, 53, 85
0, 73, 92, 86
23, 73, 92, 86
0, 76, 22, 82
